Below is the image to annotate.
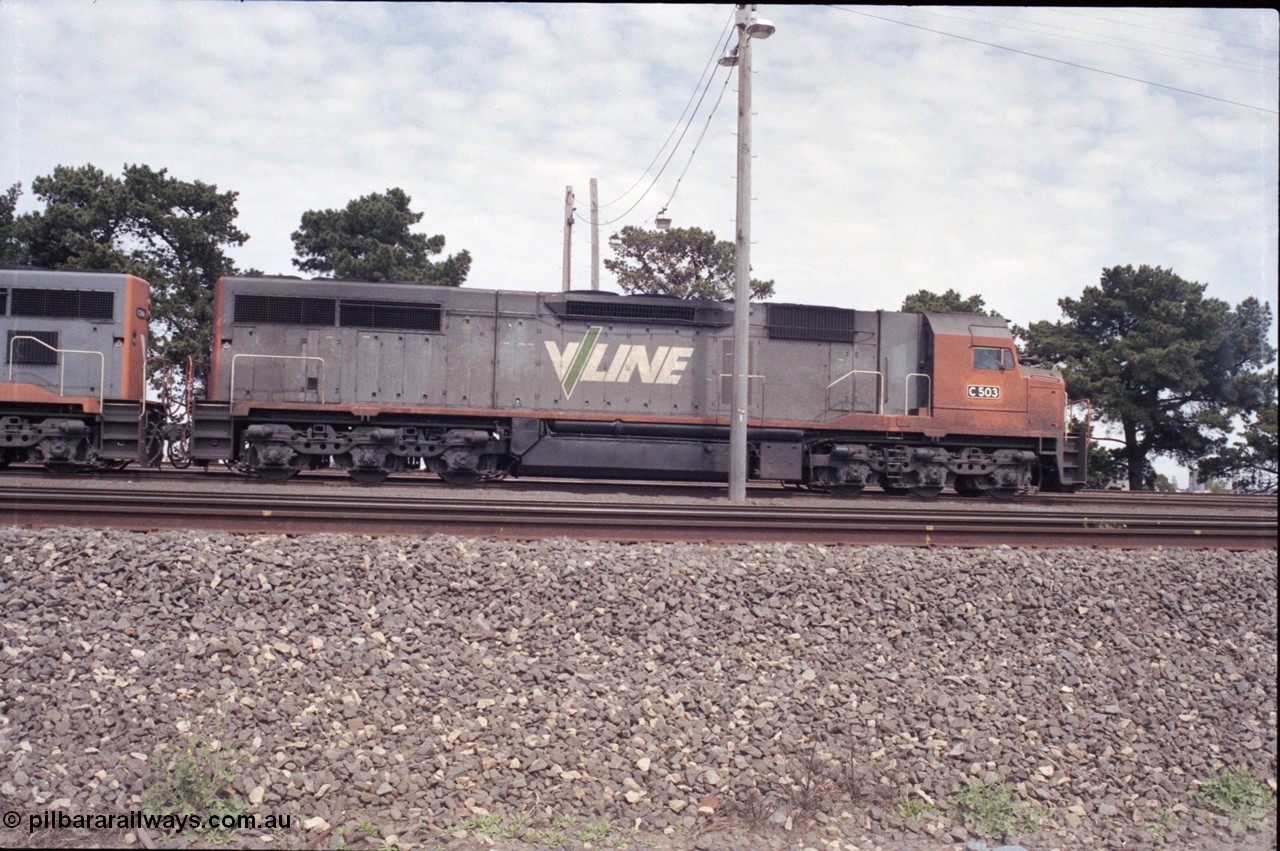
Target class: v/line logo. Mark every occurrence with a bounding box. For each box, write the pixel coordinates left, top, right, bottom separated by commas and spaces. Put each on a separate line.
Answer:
545, 326, 694, 398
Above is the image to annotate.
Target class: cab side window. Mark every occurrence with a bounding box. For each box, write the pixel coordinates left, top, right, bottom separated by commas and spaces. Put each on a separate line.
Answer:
974, 347, 1014, 370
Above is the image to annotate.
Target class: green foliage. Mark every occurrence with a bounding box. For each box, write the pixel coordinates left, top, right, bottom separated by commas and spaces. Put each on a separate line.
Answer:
0, 183, 23, 265
142, 734, 248, 838
1020, 264, 1276, 491
13, 163, 249, 372
895, 797, 937, 820
1198, 385, 1278, 493
1138, 810, 1176, 837
948, 778, 1042, 840
440, 813, 618, 847
901, 288, 991, 315
291, 188, 470, 285
573, 819, 612, 842
1193, 766, 1275, 836
604, 224, 774, 300
1085, 442, 1137, 489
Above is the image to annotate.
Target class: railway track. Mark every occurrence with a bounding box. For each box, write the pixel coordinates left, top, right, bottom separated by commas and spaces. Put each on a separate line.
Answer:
0, 464, 1271, 511
1, 477, 1273, 548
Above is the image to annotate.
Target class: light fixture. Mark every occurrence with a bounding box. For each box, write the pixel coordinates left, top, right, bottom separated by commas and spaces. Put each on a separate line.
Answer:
655, 208, 671, 230
746, 18, 775, 39
718, 47, 739, 67
608, 233, 622, 249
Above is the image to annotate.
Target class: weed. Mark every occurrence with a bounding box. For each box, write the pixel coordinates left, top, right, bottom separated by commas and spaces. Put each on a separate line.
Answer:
1137, 810, 1176, 837
726, 783, 776, 831
524, 827, 567, 846
834, 739, 894, 808
445, 813, 527, 840
895, 797, 937, 821
1193, 766, 1276, 836
573, 818, 613, 843
356, 819, 380, 837
948, 777, 1043, 840
141, 733, 248, 841
788, 744, 836, 823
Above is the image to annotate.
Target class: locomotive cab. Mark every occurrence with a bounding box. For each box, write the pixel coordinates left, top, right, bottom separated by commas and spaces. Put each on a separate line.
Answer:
0, 268, 162, 472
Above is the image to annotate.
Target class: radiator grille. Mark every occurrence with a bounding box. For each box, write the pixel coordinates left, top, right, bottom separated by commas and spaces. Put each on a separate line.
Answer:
766, 304, 858, 343
233, 294, 336, 326
6, 330, 59, 365
564, 299, 698, 324
339, 299, 441, 332
10, 288, 114, 321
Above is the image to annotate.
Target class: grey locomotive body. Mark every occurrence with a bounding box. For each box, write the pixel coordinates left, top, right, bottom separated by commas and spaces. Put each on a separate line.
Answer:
0, 268, 161, 471
194, 276, 1085, 495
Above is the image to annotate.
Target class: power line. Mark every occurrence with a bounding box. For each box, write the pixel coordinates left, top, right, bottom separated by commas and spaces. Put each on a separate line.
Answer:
830, 5, 1279, 116
585, 32, 737, 228
659, 67, 734, 214
1071, 7, 1280, 50
946, 7, 1275, 74
598, 9, 736, 210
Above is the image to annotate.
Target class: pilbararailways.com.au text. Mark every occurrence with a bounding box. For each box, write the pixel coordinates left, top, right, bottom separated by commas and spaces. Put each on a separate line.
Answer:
15, 809, 292, 834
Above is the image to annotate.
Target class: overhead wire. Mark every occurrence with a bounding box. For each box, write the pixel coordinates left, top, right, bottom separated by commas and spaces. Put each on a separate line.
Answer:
829, 5, 1279, 115
659, 67, 734, 216
928, 7, 1274, 74
1063, 7, 1279, 51
597, 9, 736, 211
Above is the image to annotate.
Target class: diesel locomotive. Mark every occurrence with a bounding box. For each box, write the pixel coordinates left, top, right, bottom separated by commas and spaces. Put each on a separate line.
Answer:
1, 268, 1087, 495
184, 274, 1088, 496
0, 268, 164, 471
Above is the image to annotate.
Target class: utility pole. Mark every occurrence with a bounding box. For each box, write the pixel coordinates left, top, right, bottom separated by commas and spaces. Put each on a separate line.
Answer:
725, 5, 774, 501
590, 178, 600, 290
562, 186, 574, 291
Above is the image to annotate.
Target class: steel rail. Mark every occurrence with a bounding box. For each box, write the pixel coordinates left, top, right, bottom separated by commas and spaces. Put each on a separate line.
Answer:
1, 483, 1273, 549
0, 466, 1272, 513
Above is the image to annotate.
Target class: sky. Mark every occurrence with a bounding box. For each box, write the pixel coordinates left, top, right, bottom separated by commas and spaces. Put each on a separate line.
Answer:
3, 2, 1276, 330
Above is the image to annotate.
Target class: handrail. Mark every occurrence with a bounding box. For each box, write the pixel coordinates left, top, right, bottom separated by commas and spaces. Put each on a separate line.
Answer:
6, 335, 105, 409
904, 372, 932, 415
229, 353, 326, 403
826, 369, 883, 414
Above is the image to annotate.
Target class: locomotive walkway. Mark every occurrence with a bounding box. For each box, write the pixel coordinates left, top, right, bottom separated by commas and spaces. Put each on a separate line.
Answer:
1, 475, 1273, 549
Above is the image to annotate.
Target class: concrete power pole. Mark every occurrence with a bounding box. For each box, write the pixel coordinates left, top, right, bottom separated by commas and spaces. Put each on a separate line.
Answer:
727, 4, 774, 502
562, 186, 574, 292
590, 178, 600, 290
728, 8, 754, 502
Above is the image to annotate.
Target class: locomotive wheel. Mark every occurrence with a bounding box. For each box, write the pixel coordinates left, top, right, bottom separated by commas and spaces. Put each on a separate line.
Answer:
829, 483, 865, 497
44, 462, 84, 476
954, 477, 985, 497
986, 485, 1020, 500
254, 467, 299, 482
880, 483, 909, 496
347, 468, 390, 485
907, 484, 943, 499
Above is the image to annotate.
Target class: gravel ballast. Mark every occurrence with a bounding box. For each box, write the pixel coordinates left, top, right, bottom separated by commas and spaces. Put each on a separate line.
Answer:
1, 526, 1275, 849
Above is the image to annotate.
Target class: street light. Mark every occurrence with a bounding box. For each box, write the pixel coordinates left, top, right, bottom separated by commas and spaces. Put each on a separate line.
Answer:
727, 4, 774, 503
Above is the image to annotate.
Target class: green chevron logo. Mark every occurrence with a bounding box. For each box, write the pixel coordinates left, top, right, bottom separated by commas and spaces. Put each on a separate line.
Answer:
557, 325, 601, 398
544, 326, 693, 398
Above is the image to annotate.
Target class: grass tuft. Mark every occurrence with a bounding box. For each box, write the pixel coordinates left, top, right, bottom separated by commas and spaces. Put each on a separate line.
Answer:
1193, 766, 1276, 836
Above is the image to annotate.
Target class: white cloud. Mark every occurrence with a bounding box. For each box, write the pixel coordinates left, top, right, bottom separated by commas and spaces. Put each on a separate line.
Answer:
0, 2, 1274, 344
